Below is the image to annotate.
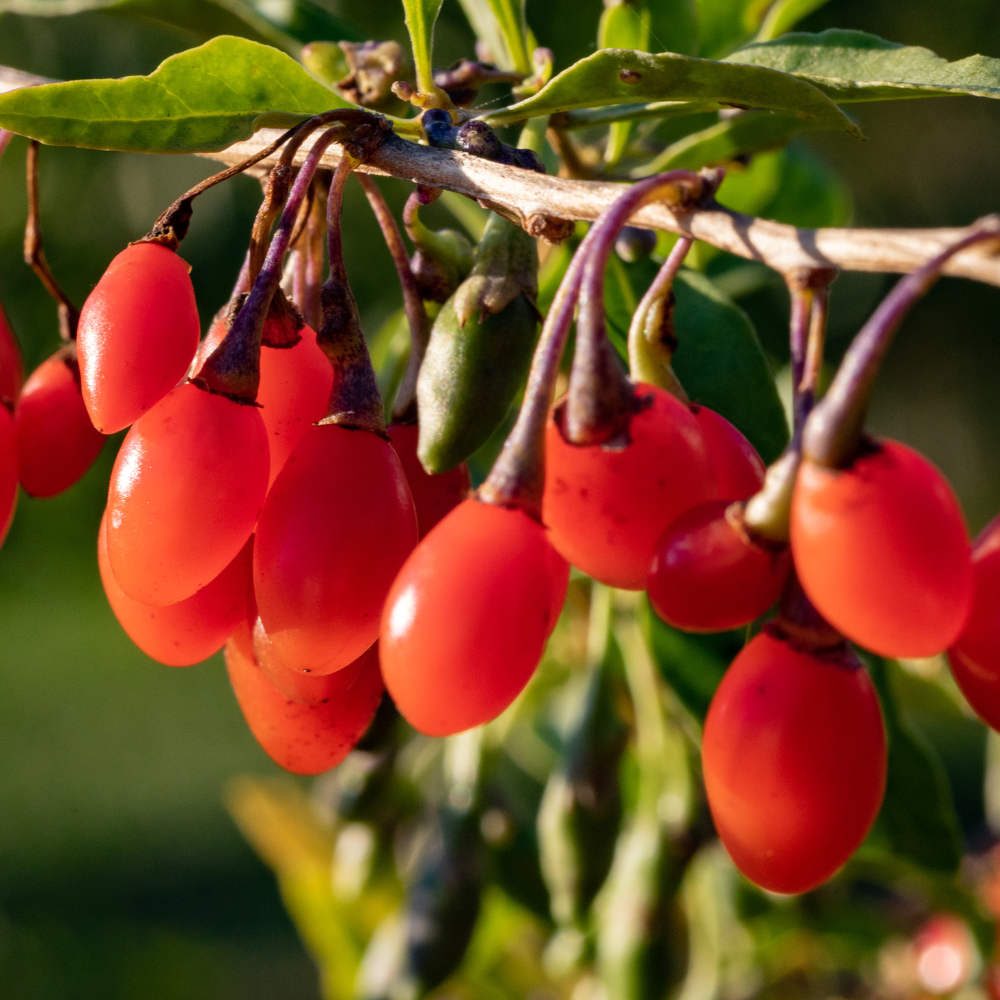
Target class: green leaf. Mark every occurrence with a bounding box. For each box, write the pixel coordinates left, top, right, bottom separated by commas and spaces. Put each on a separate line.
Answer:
0, 36, 351, 152
480, 48, 863, 138
632, 107, 824, 176
402, 0, 445, 95
483, 0, 532, 75
0, 0, 361, 53
560, 99, 717, 130
754, 0, 831, 43
600, 1, 651, 52
727, 29, 1000, 101
455, 0, 515, 73
868, 659, 964, 873
694, 0, 764, 59
671, 269, 789, 463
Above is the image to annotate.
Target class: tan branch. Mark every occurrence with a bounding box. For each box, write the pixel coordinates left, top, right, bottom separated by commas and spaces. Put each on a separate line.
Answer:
2, 64, 999, 287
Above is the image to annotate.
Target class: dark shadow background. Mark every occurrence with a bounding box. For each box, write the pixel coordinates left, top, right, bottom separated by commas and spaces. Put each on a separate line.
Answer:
0, 1, 996, 996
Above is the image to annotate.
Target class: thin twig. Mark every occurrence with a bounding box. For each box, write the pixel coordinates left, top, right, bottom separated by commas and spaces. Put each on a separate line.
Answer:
24, 140, 78, 341
2, 65, 1000, 286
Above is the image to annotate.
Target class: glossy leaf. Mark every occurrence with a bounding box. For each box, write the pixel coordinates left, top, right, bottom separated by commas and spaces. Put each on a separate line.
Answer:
480, 48, 863, 138
633, 107, 824, 176
0, 35, 350, 152
403, 0, 445, 94
868, 659, 963, 874
727, 29, 1000, 101
671, 270, 789, 463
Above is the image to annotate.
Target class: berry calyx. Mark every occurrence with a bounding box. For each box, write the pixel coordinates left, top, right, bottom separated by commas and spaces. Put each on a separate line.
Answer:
702, 628, 886, 894
226, 619, 384, 775
77, 242, 200, 433
381, 498, 568, 736
543, 383, 715, 589
98, 512, 252, 666
15, 348, 105, 498
106, 381, 269, 606
948, 515, 1000, 730
648, 500, 790, 633
791, 439, 972, 658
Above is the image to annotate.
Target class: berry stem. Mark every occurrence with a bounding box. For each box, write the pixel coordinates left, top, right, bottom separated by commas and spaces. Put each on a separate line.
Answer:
804, 215, 1000, 470
566, 171, 714, 446
194, 125, 346, 402
627, 235, 693, 400
316, 157, 386, 434
477, 218, 606, 516
355, 174, 430, 425
23, 140, 79, 342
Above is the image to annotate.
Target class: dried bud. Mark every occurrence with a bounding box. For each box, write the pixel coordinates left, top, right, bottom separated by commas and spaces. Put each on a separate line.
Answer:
336, 40, 414, 115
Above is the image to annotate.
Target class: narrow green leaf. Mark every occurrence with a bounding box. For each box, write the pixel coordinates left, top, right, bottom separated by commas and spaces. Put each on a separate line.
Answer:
632, 107, 823, 176
560, 99, 716, 130
599, 2, 651, 167
484, 0, 532, 75
402, 0, 445, 95
671, 270, 789, 463
727, 29, 1000, 101
0, 36, 351, 152
456, 0, 515, 72
480, 48, 863, 138
869, 659, 964, 873
694, 0, 764, 59
755, 0, 831, 42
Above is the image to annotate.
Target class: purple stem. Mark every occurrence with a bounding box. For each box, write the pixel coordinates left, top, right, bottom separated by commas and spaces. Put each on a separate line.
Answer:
567, 171, 705, 444
195, 126, 344, 400
355, 174, 430, 423
804, 215, 1000, 469
477, 219, 611, 515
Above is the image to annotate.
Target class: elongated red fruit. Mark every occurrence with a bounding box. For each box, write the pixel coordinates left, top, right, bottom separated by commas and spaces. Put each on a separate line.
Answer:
252, 616, 349, 703
692, 406, 765, 501
257, 325, 333, 487
0, 403, 18, 544
703, 629, 886, 894
387, 422, 470, 538
98, 510, 252, 666
791, 439, 972, 658
949, 515, 1000, 730
543, 383, 715, 589
226, 619, 384, 775
381, 498, 568, 736
77, 243, 200, 433
0, 302, 24, 403
15, 350, 106, 498
254, 424, 417, 675
648, 501, 790, 632
107, 381, 269, 606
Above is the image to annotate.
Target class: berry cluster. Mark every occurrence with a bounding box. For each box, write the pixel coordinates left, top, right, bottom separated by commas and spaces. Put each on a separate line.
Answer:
6, 118, 1000, 903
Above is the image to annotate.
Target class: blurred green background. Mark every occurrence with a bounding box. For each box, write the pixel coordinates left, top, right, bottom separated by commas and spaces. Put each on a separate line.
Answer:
0, 1, 998, 996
